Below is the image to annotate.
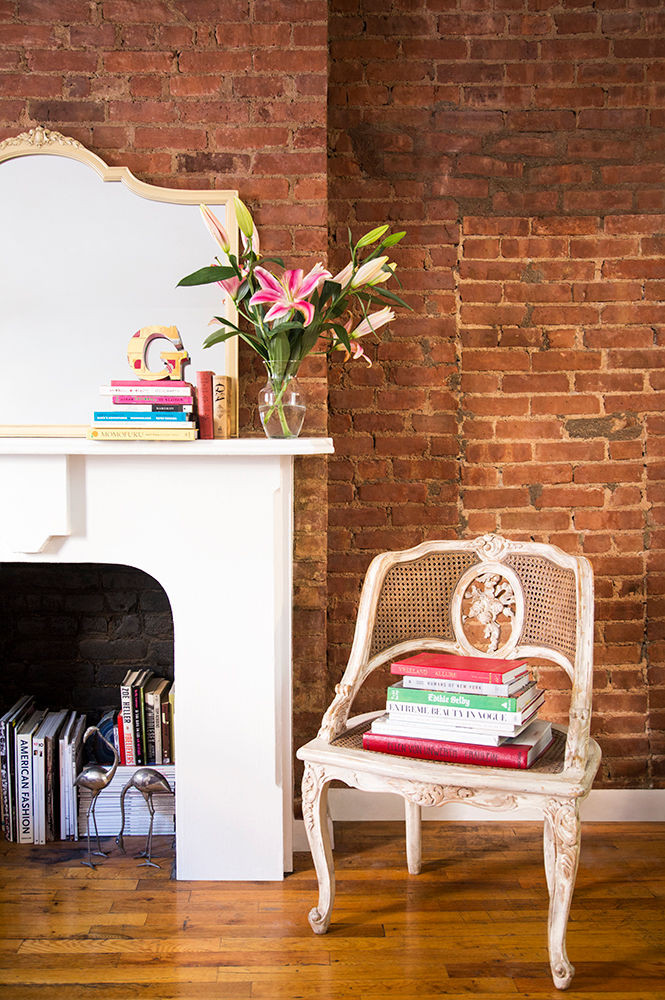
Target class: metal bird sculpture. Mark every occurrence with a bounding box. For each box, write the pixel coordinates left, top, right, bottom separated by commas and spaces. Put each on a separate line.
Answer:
74, 725, 119, 868
116, 767, 174, 868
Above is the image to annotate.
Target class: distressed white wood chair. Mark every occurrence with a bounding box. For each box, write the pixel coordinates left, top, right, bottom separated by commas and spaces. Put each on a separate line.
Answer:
297, 534, 601, 990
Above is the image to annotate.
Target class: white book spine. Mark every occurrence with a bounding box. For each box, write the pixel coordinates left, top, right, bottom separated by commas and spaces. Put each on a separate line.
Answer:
99, 385, 192, 396
59, 735, 67, 840
371, 715, 506, 746
386, 695, 543, 727
16, 733, 34, 843
401, 674, 527, 695
32, 740, 45, 845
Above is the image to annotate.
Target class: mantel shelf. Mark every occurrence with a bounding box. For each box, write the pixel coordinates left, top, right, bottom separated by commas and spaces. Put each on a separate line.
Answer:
0, 436, 334, 457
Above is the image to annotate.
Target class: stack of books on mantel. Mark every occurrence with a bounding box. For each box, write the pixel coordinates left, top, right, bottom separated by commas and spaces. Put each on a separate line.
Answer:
87, 379, 198, 441
363, 652, 554, 769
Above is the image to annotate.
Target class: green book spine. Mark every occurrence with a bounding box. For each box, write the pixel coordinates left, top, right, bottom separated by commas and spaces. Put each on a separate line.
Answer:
387, 683, 524, 712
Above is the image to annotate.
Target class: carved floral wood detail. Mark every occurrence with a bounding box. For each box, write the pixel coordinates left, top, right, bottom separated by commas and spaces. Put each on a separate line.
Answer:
0, 126, 85, 152
462, 572, 516, 653
301, 761, 325, 835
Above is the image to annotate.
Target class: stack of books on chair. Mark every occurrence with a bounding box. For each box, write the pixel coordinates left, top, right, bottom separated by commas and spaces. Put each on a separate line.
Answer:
87, 379, 198, 440
362, 652, 554, 769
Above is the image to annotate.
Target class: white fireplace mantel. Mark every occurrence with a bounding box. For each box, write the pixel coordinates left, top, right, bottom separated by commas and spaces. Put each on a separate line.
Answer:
0, 436, 333, 880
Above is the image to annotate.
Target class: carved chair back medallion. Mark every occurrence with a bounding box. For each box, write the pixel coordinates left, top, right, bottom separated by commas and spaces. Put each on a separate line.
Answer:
451, 562, 524, 657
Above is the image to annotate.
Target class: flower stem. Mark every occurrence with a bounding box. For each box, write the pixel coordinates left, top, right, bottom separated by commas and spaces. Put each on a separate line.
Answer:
265, 376, 293, 437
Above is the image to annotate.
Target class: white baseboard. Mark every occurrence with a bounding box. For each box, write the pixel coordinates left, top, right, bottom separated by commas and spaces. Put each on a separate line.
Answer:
292, 788, 665, 851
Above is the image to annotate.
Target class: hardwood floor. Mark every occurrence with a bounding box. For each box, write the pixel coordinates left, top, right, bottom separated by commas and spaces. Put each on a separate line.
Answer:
0, 822, 663, 999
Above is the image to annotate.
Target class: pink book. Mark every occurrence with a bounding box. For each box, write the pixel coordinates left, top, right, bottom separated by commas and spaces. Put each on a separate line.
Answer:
110, 379, 190, 387
391, 652, 528, 685
112, 395, 194, 405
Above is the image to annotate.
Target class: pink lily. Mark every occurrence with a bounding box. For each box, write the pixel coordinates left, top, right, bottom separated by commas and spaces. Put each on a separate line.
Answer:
331, 261, 353, 287
241, 228, 260, 256
333, 307, 395, 366
249, 263, 331, 325
200, 204, 230, 254
217, 275, 241, 299
349, 307, 395, 339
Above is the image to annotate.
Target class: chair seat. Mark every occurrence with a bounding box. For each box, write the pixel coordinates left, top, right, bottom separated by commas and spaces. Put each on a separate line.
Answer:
298, 712, 602, 802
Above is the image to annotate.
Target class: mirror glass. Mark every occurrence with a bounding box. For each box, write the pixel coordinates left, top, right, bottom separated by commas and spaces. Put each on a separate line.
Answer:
0, 138, 236, 433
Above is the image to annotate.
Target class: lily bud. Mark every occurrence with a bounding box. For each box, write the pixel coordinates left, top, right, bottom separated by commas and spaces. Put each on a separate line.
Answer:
200, 204, 231, 254
351, 255, 392, 288
234, 197, 255, 241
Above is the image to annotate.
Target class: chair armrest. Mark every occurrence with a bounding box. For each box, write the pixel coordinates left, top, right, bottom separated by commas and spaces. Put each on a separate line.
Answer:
564, 554, 595, 772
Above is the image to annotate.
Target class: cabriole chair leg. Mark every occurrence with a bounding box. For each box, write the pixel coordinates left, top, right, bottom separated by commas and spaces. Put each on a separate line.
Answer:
544, 799, 581, 990
301, 762, 335, 934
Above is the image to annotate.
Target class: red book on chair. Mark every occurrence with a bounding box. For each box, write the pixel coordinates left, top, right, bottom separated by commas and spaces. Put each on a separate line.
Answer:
363, 719, 554, 769
390, 652, 528, 686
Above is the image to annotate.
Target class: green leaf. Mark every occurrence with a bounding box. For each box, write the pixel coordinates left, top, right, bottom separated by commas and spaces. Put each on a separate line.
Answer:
211, 315, 244, 334
203, 328, 238, 348
355, 225, 389, 250
297, 325, 324, 359
258, 256, 286, 268
177, 265, 237, 286
318, 279, 343, 310
239, 333, 269, 361
331, 322, 351, 352
270, 329, 291, 365
358, 286, 411, 310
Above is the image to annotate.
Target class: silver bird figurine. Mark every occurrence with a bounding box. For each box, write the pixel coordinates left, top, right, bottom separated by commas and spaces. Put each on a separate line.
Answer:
116, 767, 173, 868
74, 725, 119, 868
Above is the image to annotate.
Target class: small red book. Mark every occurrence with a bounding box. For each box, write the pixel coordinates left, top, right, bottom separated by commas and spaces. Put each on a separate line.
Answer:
116, 710, 126, 766
196, 371, 214, 440
391, 652, 528, 686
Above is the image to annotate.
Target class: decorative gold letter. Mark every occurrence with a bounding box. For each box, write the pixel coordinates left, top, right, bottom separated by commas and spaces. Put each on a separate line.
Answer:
127, 325, 190, 381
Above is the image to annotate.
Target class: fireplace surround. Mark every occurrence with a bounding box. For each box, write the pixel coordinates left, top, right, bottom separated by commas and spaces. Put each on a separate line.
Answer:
0, 436, 333, 880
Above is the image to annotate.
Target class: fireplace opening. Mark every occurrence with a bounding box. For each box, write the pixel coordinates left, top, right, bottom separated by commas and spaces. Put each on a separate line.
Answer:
0, 562, 174, 720
1, 562, 176, 842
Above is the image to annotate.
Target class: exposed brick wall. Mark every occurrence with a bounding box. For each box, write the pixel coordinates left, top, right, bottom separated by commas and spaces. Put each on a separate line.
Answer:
0, 564, 174, 716
0, 0, 329, 783
328, 0, 665, 788
3, 0, 665, 795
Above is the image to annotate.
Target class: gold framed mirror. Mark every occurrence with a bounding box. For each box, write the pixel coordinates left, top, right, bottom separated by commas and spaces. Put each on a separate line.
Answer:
0, 127, 238, 437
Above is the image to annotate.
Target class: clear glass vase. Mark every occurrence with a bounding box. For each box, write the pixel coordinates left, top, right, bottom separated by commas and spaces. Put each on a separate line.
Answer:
258, 360, 306, 439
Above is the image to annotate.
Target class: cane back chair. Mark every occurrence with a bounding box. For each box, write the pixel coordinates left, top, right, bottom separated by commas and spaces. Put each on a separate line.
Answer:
297, 534, 601, 990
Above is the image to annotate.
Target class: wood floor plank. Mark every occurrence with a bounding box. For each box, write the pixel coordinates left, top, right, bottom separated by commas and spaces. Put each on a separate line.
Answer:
0, 823, 663, 1000
17, 936, 223, 955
